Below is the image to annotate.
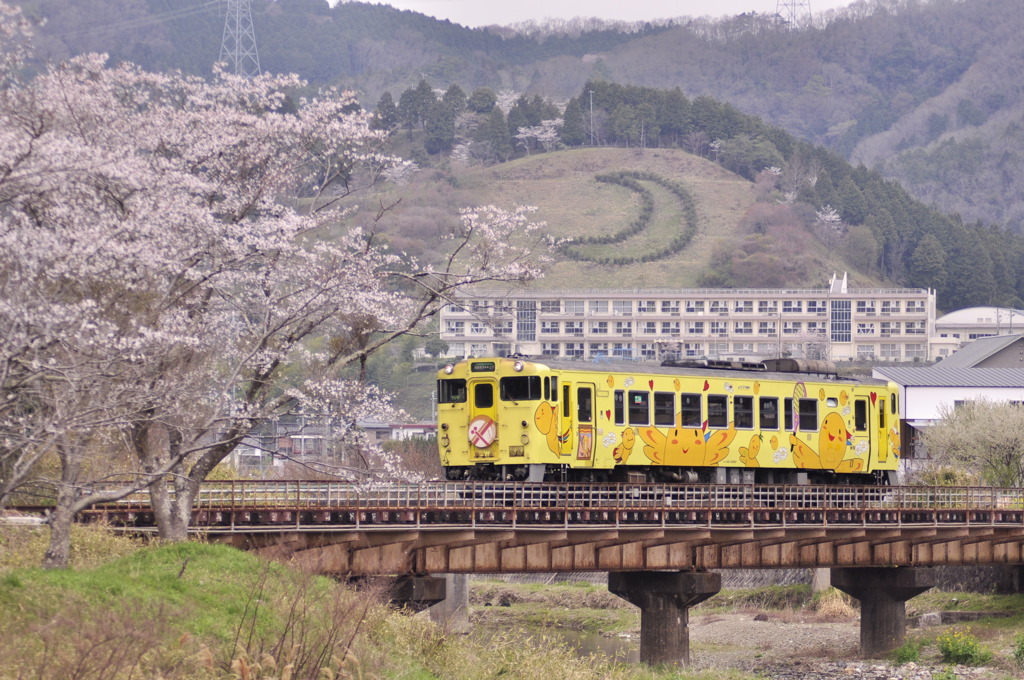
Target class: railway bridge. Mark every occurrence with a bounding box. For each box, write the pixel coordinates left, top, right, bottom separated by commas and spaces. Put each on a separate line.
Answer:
78, 481, 1024, 666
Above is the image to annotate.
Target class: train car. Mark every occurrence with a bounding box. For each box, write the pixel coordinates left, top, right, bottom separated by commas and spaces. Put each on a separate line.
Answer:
436, 356, 901, 485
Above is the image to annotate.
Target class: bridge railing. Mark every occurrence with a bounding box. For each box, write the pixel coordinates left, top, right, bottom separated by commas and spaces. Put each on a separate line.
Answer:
77, 481, 1024, 513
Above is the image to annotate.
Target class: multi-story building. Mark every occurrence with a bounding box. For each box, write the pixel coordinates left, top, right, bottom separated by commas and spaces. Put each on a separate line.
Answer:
440, 274, 938, 363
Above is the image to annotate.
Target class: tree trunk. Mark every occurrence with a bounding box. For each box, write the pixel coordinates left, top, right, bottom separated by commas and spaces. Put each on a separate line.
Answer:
42, 501, 75, 569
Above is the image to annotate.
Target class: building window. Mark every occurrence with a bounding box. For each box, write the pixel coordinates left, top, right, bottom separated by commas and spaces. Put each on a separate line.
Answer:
856, 301, 876, 314
470, 300, 489, 313
710, 321, 728, 336
708, 341, 729, 356
662, 321, 680, 336
758, 321, 777, 335
880, 343, 900, 359
540, 300, 561, 313
734, 300, 753, 313
733, 342, 753, 353
565, 300, 584, 315
857, 323, 875, 335
905, 343, 926, 359
541, 321, 560, 334
615, 321, 633, 336
565, 343, 584, 358
880, 321, 895, 338
685, 300, 705, 313
588, 342, 608, 357
446, 321, 464, 335
613, 300, 632, 315
448, 302, 465, 313
516, 300, 536, 342
684, 343, 704, 357
639, 344, 657, 359
661, 300, 680, 314
589, 300, 608, 315
783, 321, 802, 334
807, 300, 826, 314
612, 343, 633, 358
565, 321, 583, 336
905, 321, 925, 335
758, 301, 778, 314
857, 345, 875, 359
637, 300, 656, 313
642, 321, 658, 335
783, 301, 803, 313
469, 322, 487, 335
734, 321, 753, 334
541, 343, 560, 356
687, 321, 705, 334
710, 300, 728, 314
591, 321, 608, 334
831, 299, 851, 343
493, 320, 512, 337
494, 300, 512, 313
882, 301, 900, 315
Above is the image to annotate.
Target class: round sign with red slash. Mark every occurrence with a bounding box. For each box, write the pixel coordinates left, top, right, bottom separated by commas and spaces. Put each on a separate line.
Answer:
468, 415, 497, 448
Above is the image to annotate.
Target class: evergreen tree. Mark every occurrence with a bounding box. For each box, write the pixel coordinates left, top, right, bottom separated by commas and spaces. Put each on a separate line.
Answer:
442, 84, 467, 116
424, 99, 457, 154
837, 176, 868, 225
372, 91, 398, 131
398, 79, 436, 130
466, 87, 496, 114
908, 233, 947, 291
660, 88, 691, 144
560, 97, 586, 146
476, 107, 513, 163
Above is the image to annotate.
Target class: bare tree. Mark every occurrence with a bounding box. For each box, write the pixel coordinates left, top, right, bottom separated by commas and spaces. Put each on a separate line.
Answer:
923, 399, 1024, 488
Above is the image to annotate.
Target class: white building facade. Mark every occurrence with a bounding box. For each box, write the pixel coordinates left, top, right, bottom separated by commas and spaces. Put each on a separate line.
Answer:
440, 276, 937, 363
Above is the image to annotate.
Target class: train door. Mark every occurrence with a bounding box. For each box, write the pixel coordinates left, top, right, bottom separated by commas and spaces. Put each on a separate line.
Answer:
467, 377, 498, 460
853, 397, 872, 464
876, 396, 888, 463
575, 383, 596, 465
559, 382, 574, 456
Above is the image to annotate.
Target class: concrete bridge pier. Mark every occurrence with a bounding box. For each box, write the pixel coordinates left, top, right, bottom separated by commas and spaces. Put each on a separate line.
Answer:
831, 567, 936, 657
608, 570, 721, 666
389, 575, 447, 612
429, 574, 470, 631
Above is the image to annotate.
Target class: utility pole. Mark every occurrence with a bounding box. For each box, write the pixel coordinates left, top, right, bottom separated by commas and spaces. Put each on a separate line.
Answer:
588, 90, 594, 146
219, 0, 261, 77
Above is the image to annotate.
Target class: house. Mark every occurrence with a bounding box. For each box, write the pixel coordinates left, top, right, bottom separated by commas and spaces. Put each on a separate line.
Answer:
873, 333, 1024, 473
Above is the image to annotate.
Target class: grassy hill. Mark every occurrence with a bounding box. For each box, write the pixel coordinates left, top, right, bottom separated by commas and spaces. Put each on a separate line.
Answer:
355, 146, 876, 291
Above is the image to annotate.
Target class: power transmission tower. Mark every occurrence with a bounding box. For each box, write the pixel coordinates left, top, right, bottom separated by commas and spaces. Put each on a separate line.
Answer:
219, 0, 261, 77
776, 0, 812, 28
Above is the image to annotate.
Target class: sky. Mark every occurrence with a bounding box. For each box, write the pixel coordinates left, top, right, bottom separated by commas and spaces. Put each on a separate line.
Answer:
362, 0, 858, 28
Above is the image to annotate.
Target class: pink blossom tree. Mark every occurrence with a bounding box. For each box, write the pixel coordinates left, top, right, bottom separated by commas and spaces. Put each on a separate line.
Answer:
0, 4, 552, 563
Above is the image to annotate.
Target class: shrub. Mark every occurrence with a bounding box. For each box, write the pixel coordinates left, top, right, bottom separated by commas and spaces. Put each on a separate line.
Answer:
935, 627, 992, 666
1014, 632, 1024, 669
891, 639, 921, 664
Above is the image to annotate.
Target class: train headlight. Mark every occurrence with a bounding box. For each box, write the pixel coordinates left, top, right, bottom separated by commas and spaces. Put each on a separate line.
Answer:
443, 364, 454, 374
513, 360, 524, 372
521, 434, 529, 445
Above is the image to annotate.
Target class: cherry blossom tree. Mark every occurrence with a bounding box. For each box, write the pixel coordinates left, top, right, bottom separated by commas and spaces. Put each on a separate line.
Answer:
0, 4, 553, 562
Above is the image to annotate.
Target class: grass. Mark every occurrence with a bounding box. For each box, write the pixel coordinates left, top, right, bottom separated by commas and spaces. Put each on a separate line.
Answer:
0, 527, 756, 680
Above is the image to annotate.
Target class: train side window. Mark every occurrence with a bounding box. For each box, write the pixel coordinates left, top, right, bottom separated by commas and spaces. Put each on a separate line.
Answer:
759, 397, 779, 429
550, 377, 558, 402
878, 399, 886, 429
891, 395, 897, 415
438, 379, 467, 404
654, 392, 675, 426
854, 400, 868, 431
562, 385, 570, 418
784, 398, 794, 431
707, 395, 728, 428
628, 391, 650, 426
614, 390, 625, 425
734, 396, 754, 429
544, 377, 549, 401
577, 387, 593, 423
680, 393, 702, 427
475, 383, 494, 409
500, 376, 541, 401
798, 398, 818, 431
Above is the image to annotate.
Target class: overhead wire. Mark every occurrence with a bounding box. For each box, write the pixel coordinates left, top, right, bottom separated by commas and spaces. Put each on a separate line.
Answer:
46, 0, 222, 41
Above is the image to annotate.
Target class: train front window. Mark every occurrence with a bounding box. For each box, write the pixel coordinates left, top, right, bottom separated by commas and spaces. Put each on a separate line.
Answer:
499, 376, 541, 401
475, 383, 494, 408
438, 379, 467, 404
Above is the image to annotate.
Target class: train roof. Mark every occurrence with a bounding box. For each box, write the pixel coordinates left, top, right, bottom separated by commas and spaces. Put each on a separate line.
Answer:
456, 356, 890, 386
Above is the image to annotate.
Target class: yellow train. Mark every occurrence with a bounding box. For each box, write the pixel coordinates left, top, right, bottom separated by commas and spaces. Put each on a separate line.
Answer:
436, 356, 901, 484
